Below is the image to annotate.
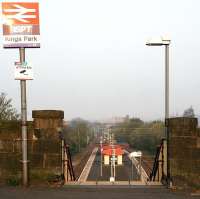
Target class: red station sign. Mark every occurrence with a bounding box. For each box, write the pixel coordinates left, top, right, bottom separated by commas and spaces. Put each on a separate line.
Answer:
2, 2, 40, 48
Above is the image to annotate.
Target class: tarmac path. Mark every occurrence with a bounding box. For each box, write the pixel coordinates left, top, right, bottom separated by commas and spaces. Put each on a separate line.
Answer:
0, 186, 197, 199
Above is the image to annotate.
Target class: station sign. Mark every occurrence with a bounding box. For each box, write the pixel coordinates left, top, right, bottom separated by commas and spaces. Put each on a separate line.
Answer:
2, 2, 40, 48
111, 157, 117, 161
14, 61, 33, 80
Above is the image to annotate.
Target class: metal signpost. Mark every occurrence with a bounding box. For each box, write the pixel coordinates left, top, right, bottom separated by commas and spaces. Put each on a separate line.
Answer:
110, 144, 116, 182
2, 2, 40, 187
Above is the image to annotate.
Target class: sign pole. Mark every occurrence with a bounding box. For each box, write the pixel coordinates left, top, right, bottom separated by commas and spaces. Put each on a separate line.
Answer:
2, 2, 40, 186
19, 47, 28, 186
113, 148, 115, 179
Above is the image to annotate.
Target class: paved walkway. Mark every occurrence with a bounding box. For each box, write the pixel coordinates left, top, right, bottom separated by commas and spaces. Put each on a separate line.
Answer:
77, 147, 98, 182
0, 186, 198, 199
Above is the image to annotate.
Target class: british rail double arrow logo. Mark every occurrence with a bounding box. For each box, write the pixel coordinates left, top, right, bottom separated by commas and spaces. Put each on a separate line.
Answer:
2, 2, 39, 25
4, 4, 36, 23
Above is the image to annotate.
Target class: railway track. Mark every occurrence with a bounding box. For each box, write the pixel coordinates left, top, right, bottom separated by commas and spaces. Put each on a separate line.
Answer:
87, 148, 139, 182
72, 144, 155, 184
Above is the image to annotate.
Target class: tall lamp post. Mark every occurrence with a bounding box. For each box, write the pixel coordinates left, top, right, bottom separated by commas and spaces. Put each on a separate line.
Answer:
146, 36, 171, 185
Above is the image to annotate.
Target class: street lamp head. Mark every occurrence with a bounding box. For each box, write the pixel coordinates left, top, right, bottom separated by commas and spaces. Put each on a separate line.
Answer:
146, 36, 171, 46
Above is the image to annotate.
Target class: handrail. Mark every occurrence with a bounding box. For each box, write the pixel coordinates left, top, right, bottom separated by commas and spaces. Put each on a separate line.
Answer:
149, 139, 164, 181
63, 144, 76, 182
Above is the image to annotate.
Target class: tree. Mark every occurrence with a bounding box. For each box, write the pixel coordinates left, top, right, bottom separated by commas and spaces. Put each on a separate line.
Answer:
183, 106, 195, 118
0, 92, 19, 121
112, 117, 164, 155
63, 118, 92, 154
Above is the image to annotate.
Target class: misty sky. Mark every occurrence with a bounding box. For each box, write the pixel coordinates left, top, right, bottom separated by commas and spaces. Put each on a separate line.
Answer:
1, 0, 200, 121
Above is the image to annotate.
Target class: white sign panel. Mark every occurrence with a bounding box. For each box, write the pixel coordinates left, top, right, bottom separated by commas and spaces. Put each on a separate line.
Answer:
110, 177, 115, 182
14, 61, 33, 80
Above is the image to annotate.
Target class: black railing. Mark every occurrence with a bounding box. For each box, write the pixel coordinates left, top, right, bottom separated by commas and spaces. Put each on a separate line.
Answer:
149, 139, 164, 181
64, 144, 76, 181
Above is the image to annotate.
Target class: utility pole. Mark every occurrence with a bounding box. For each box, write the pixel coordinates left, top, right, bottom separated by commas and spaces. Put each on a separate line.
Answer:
20, 47, 28, 187
100, 137, 103, 177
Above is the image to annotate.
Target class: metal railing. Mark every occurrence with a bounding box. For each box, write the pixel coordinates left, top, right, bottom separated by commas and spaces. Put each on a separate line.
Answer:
149, 139, 165, 182
63, 144, 76, 182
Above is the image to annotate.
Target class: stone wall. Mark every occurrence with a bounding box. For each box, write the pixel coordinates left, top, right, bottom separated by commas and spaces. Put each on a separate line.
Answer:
32, 110, 64, 139
0, 121, 34, 183
0, 110, 64, 184
167, 117, 200, 189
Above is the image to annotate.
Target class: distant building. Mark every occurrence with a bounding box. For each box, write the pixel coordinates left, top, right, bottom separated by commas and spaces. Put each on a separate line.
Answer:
100, 115, 129, 125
